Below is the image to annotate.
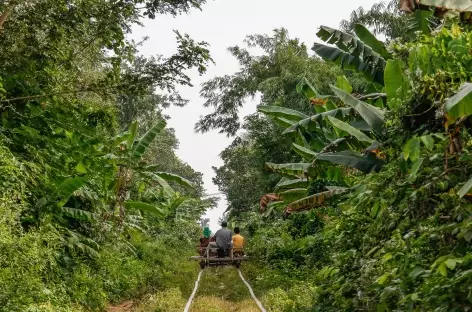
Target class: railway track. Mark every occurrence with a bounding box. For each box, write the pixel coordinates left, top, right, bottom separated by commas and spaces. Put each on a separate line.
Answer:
184, 268, 266, 312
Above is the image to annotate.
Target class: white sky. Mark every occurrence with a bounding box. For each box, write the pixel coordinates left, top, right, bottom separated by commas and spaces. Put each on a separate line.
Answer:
131, 0, 380, 232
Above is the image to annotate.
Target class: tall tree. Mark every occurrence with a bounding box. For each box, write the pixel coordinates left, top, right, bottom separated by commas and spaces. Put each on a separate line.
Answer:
196, 28, 342, 136
206, 29, 355, 215
339, 0, 409, 40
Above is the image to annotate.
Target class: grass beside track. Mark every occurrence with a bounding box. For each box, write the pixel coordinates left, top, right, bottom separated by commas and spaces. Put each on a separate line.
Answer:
127, 266, 261, 312
190, 266, 260, 312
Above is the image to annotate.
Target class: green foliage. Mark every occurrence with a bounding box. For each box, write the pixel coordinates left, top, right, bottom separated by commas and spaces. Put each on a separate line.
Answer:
223, 10, 472, 312
0, 0, 212, 309
317, 150, 383, 173
197, 29, 343, 136
265, 162, 312, 178
353, 24, 389, 57
384, 59, 408, 109
445, 83, 472, 121
292, 143, 318, 161
313, 26, 387, 84
125, 201, 165, 216
327, 115, 374, 143
340, 1, 411, 40
132, 120, 167, 160
330, 85, 385, 134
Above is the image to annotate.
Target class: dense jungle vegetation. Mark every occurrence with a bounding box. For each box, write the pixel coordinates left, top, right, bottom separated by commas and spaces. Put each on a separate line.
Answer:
206, 1, 472, 311
0, 0, 214, 311
3, 0, 472, 311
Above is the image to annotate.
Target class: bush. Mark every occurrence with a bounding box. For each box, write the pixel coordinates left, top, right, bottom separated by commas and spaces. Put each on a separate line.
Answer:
0, 200, 59, 312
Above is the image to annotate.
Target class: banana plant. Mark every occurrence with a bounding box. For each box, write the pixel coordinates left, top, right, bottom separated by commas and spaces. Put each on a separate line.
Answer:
313, 25, 389, 84
108, 120, 195, 220
284, 187, 349, 214
54, 120, 195, 224
260, 77, 385, 174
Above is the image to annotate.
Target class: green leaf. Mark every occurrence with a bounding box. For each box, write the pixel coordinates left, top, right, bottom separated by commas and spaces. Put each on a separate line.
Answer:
316, 150, 383, 173
350, 119, 372, 131
382, 253, 393, 262
57, 177, 88, 207
410, 268, 426, 279
258, 106, 309, 121
274, 178, 309, 191
283, 108, 355, 135
437, 262, 448, 277
314, 26, 386, 84
155, 172, 194, 188
75, 162, 87, 174
464, 230, 472, 242
366, 246, 381, 257
330, 85, 385, 134
144, 168, 194, 188
324, 186, 349, 191
265, 162, 312, 178
292, 143, 318, 160
141, 172, 175, 197
169, 197, 188, 211
384, 59, 405, 108
336, 75, 352, 94
126, 120, 138, 150
327, 116, 374, 143
273, 117, 296, 128
420, 135, 434, 151
376, 273, 390, 285
113, 131, 130, 148
285, 188, 348, 213
313, 43, 385, 85
62, 207, 99, 221
297, 77, 319, 99
132, 120, 166, 160
403, 137, 421, 161
371, 201, 381, 218
445, 258, 459, 270
458, 176, 472, 198
353, 24, 389, 58
444, 83, 472, 121
280, 188, 308, 203
124, 201, 165, 216
409, 158, 424, 181
408, 9, 434, 34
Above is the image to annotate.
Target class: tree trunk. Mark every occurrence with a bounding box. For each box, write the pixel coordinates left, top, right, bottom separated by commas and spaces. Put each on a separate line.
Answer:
0, 1, 16, 30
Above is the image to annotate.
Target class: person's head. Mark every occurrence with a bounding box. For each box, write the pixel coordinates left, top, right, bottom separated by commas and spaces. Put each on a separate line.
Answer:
221, 221, 227, 228
234, 227, 240, 234
203, 226, 211, 238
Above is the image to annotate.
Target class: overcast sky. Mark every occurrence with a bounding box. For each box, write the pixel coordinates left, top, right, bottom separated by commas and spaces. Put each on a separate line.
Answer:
131, 0, 381, 232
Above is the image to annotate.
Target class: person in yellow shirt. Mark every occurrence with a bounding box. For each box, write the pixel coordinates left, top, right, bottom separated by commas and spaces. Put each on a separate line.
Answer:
232, 227, 245, 256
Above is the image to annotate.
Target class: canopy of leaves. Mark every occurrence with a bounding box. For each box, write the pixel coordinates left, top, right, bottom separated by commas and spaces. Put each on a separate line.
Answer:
0, 1, 214, 310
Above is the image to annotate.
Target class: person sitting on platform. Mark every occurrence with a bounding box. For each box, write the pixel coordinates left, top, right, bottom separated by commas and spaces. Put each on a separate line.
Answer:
232, 227, 245, 256
206, 221, 232, 257
199, 226, 211, 256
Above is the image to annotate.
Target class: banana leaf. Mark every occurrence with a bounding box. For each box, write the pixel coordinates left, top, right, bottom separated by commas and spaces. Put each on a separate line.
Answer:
292, 143, 318, 160
125, 201, 165, 216
327, 116, 374, 143
316, 150, 383, 173
265, 162, 312, 178
132, 120, 166, 160
258, 105, 309, 121
274, 178, 309, 191
330, 85, 385, 134
285, 188, 348, 213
